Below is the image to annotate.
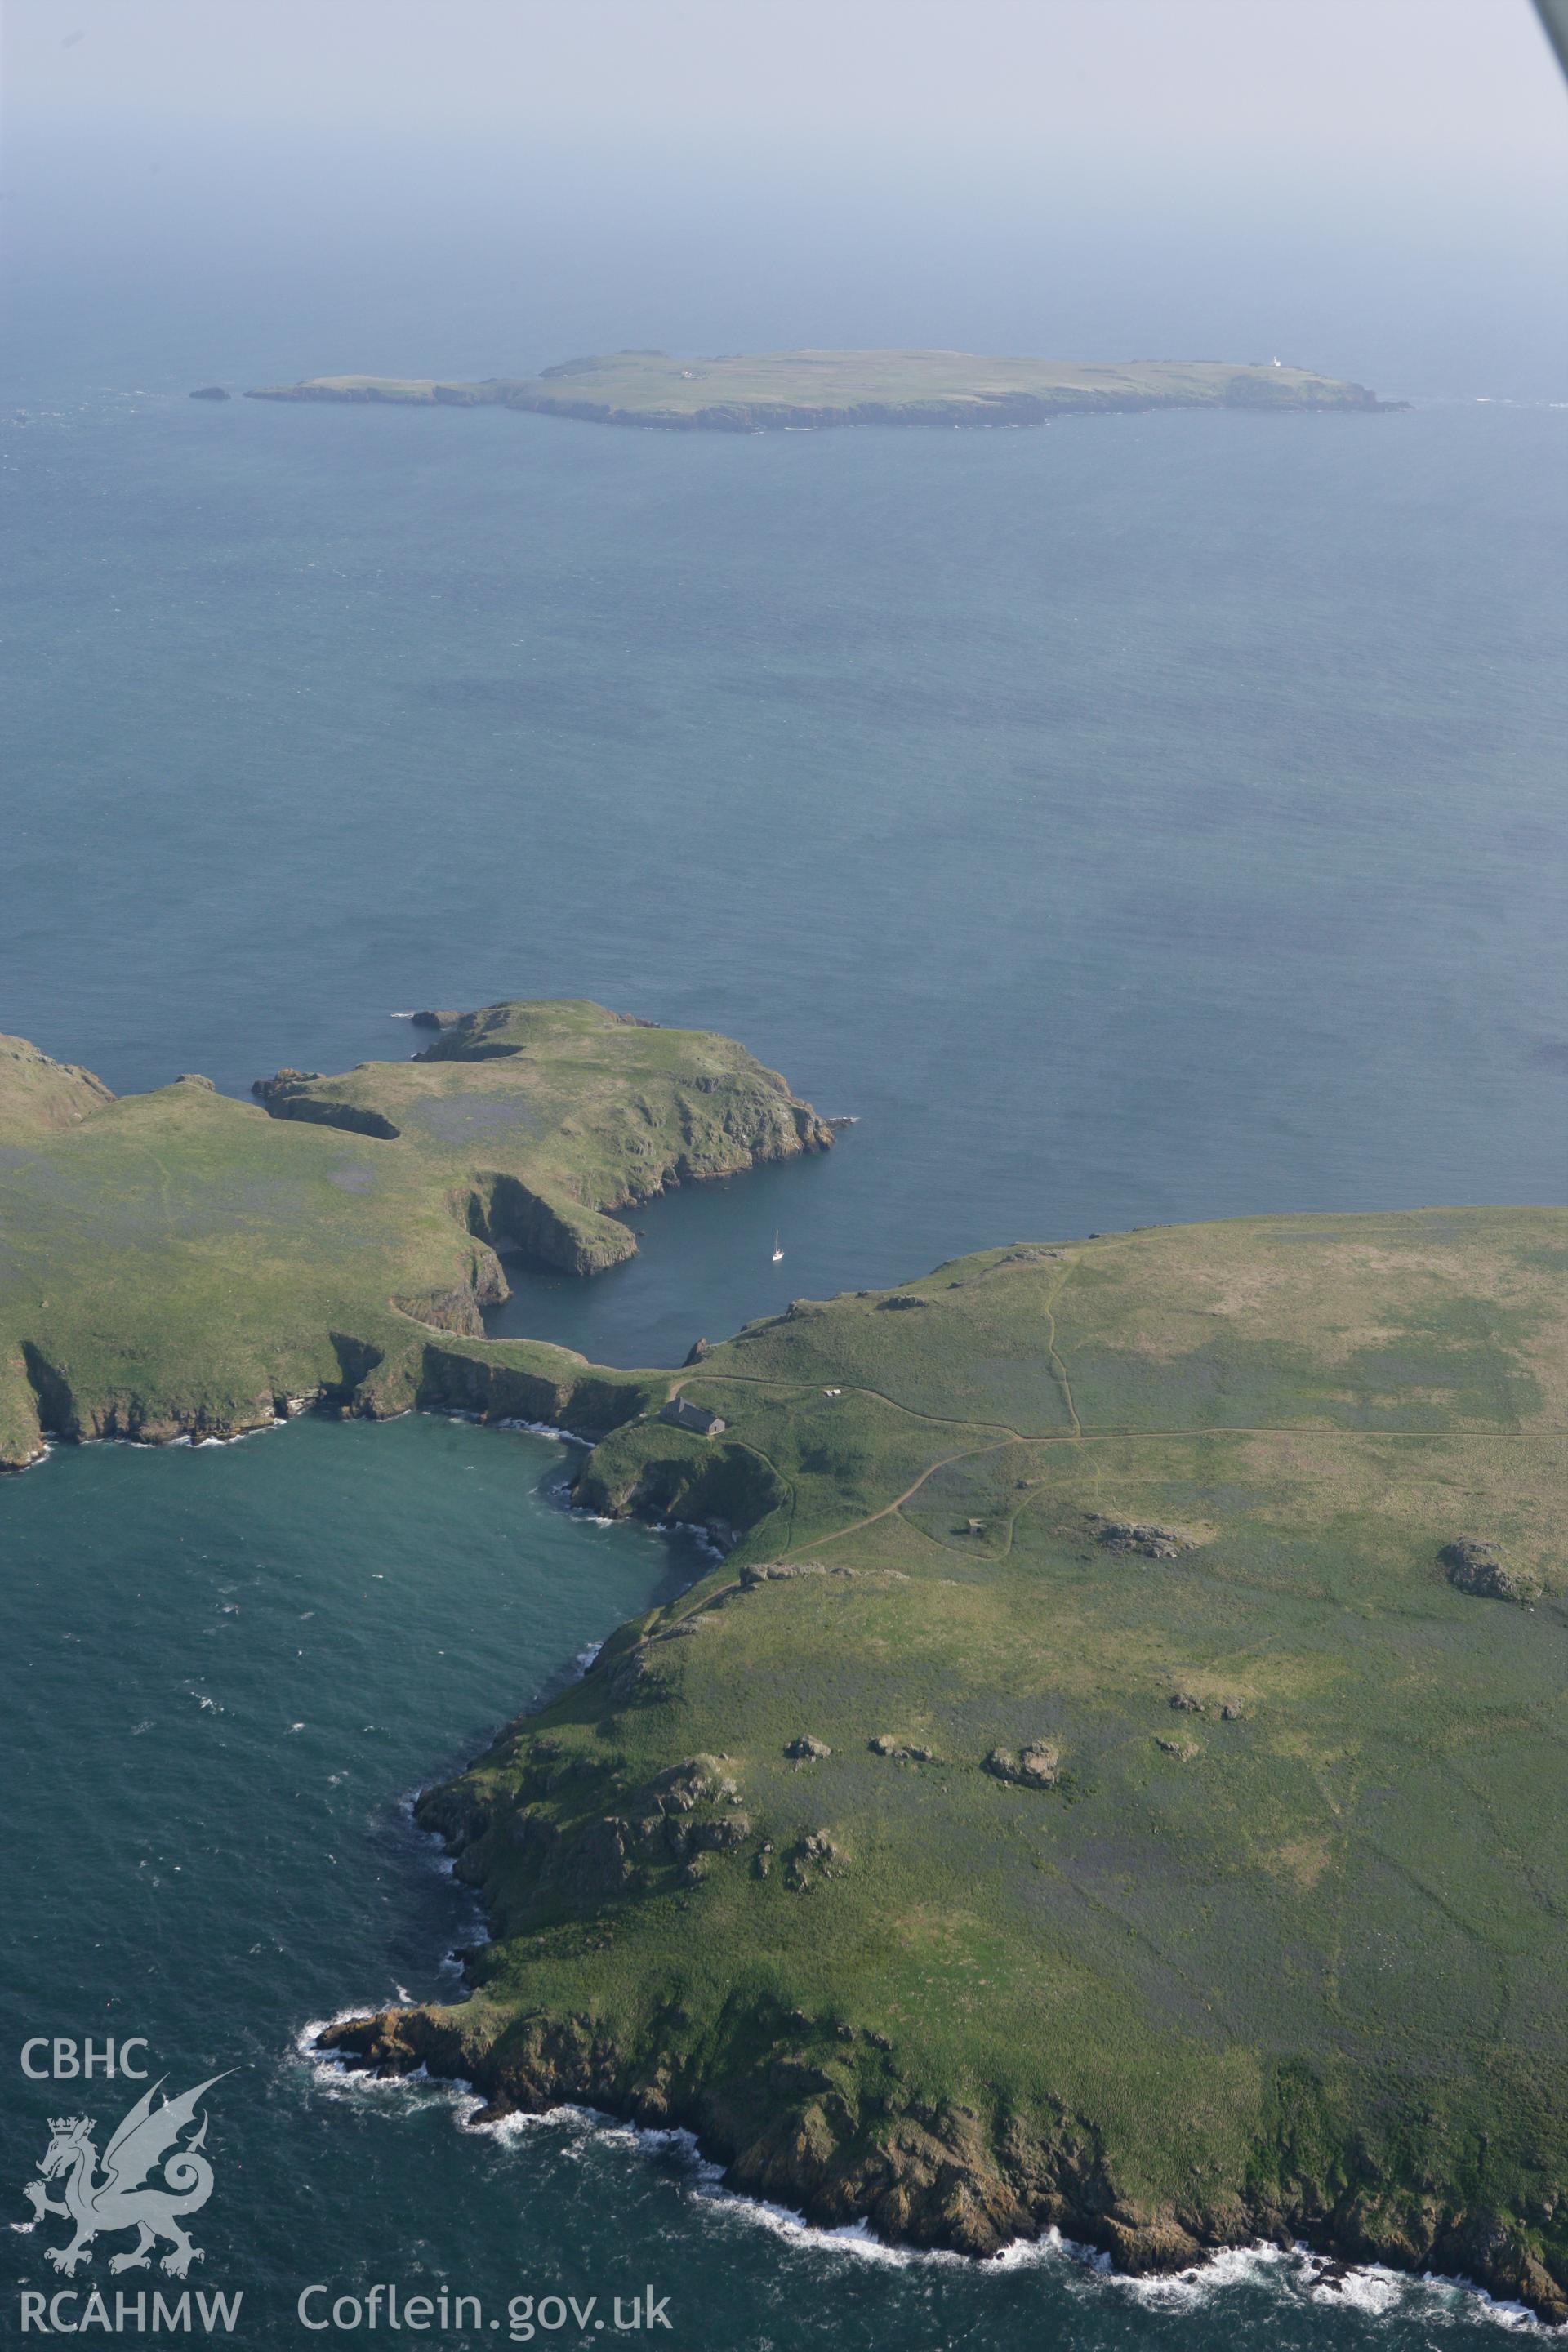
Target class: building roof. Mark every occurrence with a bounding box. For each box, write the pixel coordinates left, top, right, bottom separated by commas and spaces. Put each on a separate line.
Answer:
660, 1395, 726, 1434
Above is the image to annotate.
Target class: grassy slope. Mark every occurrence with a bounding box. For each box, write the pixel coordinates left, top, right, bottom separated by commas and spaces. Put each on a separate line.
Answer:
0, 1031, 114, 1134
0, 1002, 831, 1469
332, 1214, 1568, 2319
246, 349, 1388, 426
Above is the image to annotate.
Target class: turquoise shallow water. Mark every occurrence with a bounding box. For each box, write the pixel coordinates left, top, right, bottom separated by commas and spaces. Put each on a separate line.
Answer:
1, 299, 1566, 2345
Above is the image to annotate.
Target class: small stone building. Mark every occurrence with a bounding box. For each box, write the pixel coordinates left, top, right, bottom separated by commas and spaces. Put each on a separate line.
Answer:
659, 1396, 727, 1437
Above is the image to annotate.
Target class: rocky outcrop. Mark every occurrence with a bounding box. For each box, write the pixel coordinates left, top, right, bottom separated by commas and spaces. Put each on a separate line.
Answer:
1089, 1516, 1196, 1559
739, 1560, 833, 1585
983, 1743, 1060, 1788
416, 1745, 754, 1907
1441, 1538, 1538, 1603
250, 1067, 321, 1102
0, 1032, 114, 1138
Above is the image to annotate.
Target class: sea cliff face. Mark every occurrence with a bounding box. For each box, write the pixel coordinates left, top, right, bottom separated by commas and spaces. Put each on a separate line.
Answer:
320, 1999, 1566, 2319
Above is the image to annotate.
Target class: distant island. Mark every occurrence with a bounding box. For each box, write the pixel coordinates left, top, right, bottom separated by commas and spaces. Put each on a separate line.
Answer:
244, 348, 1395, 432
7, 1004, 1565, 2319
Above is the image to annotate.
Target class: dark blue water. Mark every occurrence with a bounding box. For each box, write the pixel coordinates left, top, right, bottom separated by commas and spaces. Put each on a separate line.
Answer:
2, 390, 1565, 1367
3, 166, 1566, 2343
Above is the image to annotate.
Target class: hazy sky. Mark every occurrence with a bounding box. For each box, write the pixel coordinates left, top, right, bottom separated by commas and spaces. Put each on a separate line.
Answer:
7, 0, 1564, 192
3, 2, 1564, 400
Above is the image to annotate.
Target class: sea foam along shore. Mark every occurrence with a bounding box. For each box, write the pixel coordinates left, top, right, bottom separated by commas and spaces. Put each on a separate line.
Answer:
305, 1654, 1551, 2335
296, 2019, 1544, 2331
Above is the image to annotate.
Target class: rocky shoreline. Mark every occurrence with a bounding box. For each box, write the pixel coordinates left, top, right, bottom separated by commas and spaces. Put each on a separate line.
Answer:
317, 1968, 1567, 2323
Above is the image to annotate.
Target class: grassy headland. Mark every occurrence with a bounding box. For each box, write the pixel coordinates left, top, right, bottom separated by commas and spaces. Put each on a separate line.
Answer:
0, 1000, 831, 1471
245, 349, 1394, 432
6, 1000, 1565, 2314
323, 1209, 1568, 2319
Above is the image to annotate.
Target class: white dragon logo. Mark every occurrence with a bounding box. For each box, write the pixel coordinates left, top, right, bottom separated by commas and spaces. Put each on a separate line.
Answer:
21, 2075, 229, 2279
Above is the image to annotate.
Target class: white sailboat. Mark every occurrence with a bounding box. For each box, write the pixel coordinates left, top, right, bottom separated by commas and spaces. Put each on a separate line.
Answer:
772, 1231, 784, 1263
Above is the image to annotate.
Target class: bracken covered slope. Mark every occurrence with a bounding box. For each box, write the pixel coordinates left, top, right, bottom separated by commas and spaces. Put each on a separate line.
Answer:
325, 1212, 1568, 2320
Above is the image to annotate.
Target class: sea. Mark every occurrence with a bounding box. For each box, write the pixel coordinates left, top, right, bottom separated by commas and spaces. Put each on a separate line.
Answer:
2, 177, 1566, 2346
